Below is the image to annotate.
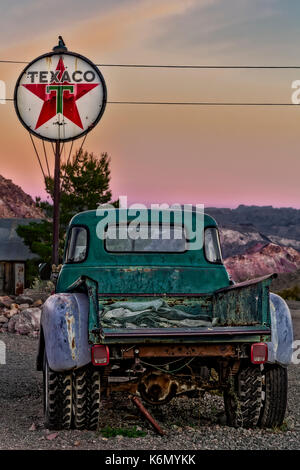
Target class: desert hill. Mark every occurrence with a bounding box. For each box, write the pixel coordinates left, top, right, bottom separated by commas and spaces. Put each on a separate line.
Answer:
0, 175, 44, 219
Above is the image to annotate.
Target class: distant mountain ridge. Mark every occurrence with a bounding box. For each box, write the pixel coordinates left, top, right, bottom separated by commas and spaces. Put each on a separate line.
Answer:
207, 205, 300, 283
206, 205, 300, 244
0, 175, 44, 219
218, 225, 272, 258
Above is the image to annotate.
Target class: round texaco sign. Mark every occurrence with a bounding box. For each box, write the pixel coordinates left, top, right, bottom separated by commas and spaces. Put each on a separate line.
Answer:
14, 51, 107, 142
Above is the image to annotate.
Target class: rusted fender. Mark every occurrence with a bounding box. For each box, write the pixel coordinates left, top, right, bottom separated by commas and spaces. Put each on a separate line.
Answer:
40, 293, 91, 372
267, 293, 293, 365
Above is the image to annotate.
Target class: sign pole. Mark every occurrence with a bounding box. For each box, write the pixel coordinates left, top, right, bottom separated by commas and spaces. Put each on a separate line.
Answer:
52, 140, 60, 265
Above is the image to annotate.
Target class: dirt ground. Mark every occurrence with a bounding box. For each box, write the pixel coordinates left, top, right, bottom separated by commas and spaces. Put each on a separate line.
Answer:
0, 302, 299, 450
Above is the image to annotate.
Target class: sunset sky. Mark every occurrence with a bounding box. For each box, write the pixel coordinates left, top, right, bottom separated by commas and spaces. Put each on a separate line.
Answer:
0, 0, 300, 208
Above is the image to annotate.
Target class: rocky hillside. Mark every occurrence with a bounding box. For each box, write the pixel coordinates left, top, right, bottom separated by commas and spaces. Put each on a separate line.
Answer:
205, 206, 300, 283
207, 205, 300, 251
0, 175, 44, 218
224, 243, 300, 282
219, 225, 273, 258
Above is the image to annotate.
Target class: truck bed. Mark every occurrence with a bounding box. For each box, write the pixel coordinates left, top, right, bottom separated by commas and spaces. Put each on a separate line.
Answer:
66, 272, 275, 345
96, 274, 274, 344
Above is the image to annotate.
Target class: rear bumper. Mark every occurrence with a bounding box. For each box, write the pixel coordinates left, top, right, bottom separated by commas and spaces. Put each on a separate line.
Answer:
121, 343, 237, 359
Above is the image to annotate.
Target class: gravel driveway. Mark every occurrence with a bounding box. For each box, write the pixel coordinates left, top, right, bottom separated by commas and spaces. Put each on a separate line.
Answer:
0, 302, 299, 450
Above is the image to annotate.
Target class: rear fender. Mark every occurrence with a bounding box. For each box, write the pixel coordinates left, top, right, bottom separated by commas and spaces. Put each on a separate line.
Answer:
267, 293, 293, 365
40, 292, 91, 372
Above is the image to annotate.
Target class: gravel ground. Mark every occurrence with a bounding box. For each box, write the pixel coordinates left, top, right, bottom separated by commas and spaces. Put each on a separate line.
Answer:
0, 302, 299, 451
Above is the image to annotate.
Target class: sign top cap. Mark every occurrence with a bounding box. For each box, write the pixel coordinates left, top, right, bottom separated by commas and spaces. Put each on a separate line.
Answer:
52, 36, 68, 53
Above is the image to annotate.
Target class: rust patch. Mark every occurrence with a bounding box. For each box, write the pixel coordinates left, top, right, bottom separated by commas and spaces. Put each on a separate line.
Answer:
139, 371, 177, 404
109, 381, 138, 394
45, 56, 52, 70
131, 395, 165, 435
122, 343, 236, 359
65, 312, 76, 361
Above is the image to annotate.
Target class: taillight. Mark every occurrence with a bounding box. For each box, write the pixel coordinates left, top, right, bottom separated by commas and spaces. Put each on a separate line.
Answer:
251, 343, 268, 364
91, 345, 109, 366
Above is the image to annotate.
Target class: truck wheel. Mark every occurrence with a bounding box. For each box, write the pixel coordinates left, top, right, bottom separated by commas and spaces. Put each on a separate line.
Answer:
224, 365, 262, 428
43, 352, 73, 430
73, 365, 101, 430
259, 364, 288, 428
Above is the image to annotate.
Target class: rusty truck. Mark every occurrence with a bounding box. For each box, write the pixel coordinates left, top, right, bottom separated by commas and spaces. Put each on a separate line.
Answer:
37, 208, 293, 430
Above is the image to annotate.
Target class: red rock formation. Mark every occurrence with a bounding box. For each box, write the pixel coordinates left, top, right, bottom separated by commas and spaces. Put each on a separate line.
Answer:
224, 243, 300, 282
0, 175, 45, 218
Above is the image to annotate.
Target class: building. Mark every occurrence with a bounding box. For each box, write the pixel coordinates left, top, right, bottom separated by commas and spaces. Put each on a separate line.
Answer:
0, 218, 39, 295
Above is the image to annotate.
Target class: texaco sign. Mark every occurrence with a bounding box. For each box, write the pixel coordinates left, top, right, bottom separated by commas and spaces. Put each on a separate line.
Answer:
14, 51, 107, 142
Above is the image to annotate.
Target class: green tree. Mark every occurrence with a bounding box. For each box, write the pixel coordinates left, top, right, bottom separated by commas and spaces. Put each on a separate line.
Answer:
17, 149, 116, 267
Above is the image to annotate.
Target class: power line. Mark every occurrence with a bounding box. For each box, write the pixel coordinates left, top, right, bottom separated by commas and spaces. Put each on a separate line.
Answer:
29, 133, 46, 181
107, 101, 298, 106
42, 139, 50, 178
96, 64, 300, 70
0, 60, 28, 64
2, 59, 300, 69
66, 140, 74, 166
4, 98, 299, 106
3, 58, 299, 107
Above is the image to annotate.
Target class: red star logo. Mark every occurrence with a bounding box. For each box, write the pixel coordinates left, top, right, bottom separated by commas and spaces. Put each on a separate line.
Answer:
23, 57, 99, 130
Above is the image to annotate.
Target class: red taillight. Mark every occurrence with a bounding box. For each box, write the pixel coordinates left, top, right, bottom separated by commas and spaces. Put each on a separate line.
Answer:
91, 345, 109, 366
251, 343, 268, 364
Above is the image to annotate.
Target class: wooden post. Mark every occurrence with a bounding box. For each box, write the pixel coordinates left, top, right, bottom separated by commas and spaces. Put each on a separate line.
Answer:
52, 140, 60, 265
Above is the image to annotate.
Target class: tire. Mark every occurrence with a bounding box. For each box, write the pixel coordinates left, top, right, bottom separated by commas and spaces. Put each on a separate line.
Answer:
224, 364, 262, 428
43, 352, 73, 430
72, 365, 101, 430
259, 364, 288, 428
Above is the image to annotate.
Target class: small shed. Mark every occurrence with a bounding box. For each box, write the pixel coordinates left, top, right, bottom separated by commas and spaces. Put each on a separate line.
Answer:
0, 218, 39, 295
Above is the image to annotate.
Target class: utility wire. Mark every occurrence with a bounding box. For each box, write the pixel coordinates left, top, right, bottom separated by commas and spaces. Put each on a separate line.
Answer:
29, 133, 46, 181
0, 60, 28, 64
95, 64, 300, 69
66, 140, 74, 166
107, 101, 299, 106
42, 139, 50, 178
50, 141, 55, 157
59, 142, 65, 158
3, 59, 300, 68
77, 133, 87, 157
4, 98, 300, 106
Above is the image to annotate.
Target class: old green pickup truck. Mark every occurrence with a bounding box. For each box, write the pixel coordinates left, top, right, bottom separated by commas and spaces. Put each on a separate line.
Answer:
37, 208, 293, 431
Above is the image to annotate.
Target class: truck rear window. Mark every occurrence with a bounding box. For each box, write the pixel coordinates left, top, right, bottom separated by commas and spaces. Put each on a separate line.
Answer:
204, 227, 222, 263
105, 225, 186, 253
65, 226, 88, 262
